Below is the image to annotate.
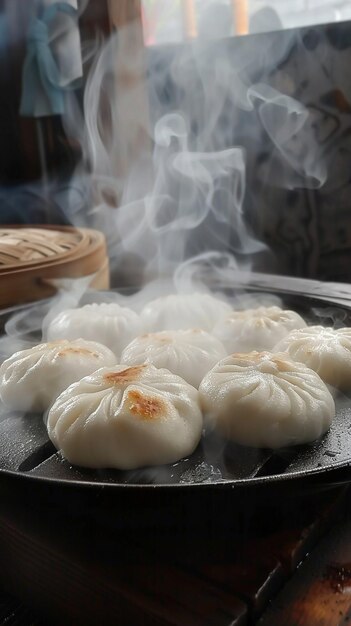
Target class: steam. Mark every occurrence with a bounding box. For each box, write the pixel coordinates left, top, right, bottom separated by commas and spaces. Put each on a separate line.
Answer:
0, 275, 94, 360
55, 21, 328, 289
247, 83, 326, 188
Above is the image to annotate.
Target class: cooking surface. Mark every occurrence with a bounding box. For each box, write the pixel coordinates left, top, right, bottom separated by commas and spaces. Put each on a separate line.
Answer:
1, 290, 351, 489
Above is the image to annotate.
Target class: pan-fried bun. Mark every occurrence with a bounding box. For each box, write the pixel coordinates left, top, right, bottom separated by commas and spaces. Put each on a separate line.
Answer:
199, 351, 334, 449
121, 329, 226, 388
140, 293, 231, 332
47, 364, 203, 469
213, 306, 306, 354
0, 339, 116, 412
274, 326, 351, 390
47, 303, 142, 358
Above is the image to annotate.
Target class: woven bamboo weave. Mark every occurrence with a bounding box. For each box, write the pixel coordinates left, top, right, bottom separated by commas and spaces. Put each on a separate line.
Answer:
0, 225, 109, 307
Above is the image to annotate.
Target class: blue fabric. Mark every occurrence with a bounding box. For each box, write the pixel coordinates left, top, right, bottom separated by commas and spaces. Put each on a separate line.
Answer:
20, 2, 79, 117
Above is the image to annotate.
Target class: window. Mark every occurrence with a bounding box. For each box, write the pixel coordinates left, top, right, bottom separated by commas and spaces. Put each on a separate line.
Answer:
141, 0, 351, 45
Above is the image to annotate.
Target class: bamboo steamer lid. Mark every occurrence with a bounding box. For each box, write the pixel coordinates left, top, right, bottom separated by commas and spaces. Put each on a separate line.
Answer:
0, 225, 109, 308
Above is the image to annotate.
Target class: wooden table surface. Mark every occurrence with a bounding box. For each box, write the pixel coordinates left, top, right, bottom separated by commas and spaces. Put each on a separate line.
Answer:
0, 481, 351, 626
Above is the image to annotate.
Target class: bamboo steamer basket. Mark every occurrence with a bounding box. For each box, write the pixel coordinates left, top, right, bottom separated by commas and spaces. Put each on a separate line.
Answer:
0, 225, 109, 308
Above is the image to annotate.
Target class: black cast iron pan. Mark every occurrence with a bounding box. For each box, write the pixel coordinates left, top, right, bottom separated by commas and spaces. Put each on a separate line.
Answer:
1, 288, 351, 532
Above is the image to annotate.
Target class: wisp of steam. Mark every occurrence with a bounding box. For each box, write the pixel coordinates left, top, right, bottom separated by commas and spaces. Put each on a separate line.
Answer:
59, 19, 327, 292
